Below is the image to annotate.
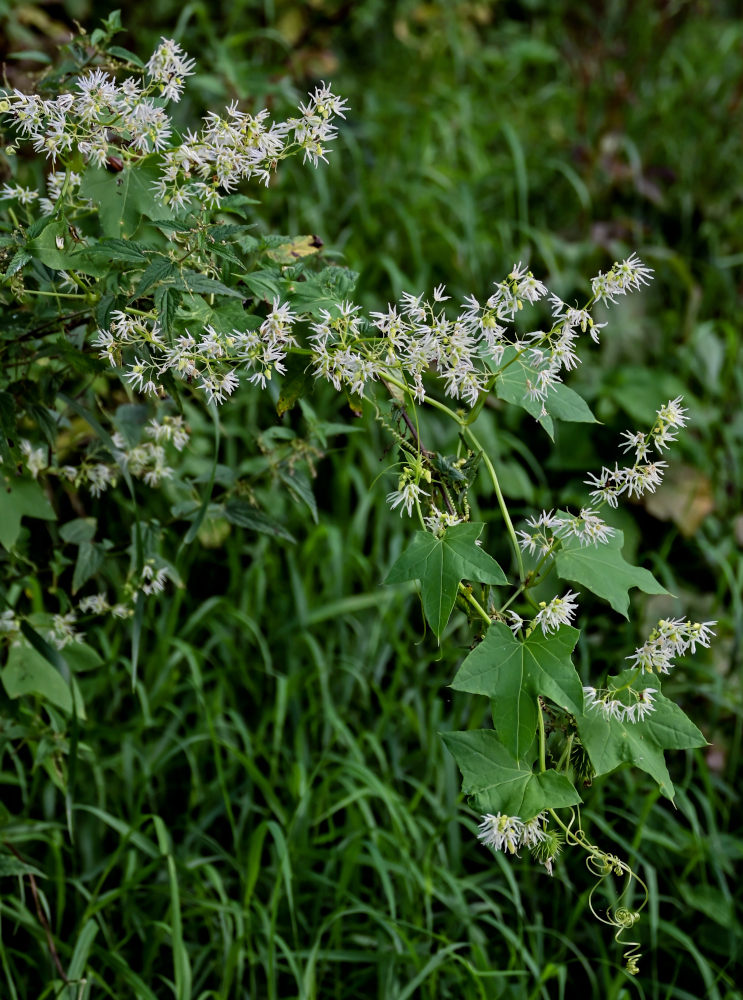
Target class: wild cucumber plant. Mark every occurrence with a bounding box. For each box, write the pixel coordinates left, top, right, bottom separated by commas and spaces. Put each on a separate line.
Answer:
0, 15, 714, 975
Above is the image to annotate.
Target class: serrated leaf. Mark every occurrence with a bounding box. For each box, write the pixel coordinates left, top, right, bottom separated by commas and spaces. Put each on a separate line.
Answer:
154, 285, 181, 333
575, 670, 707, 799
208, 224, 247, 241
279, 468, 318, 523
72, 541, 104, 593
285, 266, 360, 316
241, 269, 284, 302
59, 518, 97, 544
441, 729, 582, 820
95, 293, 116, 328
81, 238, 148, 263
5, 250, 31, 276
452, 622, 583, 757
210, 243, 244, 267
0, 854, 45, 878
173, 272, 243, 298
131, 257, 176, 299
555, 528, 667, 618
0, 476, 56, 550
223, 499, 296, 542
385, 523, 507, 639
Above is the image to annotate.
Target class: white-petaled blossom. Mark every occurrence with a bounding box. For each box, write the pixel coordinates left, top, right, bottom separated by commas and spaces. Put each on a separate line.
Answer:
49, 611, 81, 649
591, 253, 653, 305
477, 813, 524, 855
140, 563, 170, 596
78, 592, 109, 614
145, 38, 196, 102
477, 811, 549, 855
505, 611, 525, 636
1, 44, 346, 212
533, 591, 579, 635
423, 505, 463, 536
626, 618, 716, 674
386, 480, 428, 517
20, 439, 46, 478
583, 684, 657, 724
0, 182, 38, 204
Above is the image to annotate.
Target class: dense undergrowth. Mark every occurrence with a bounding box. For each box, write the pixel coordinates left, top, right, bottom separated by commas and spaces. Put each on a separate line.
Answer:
0, 2, 741, 997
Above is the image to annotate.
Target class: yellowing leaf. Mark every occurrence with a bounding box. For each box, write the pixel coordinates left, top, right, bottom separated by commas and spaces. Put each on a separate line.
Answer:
265, 234, 324, 264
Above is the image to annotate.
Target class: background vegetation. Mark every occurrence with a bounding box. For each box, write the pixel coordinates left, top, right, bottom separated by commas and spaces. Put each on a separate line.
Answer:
0, 0, 741, 996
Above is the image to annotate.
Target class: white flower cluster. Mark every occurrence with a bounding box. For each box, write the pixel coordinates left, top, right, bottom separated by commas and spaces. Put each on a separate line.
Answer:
423, 505, 464, 536
18, 438, 116, 497
99, 299, 298, 403
585, 397, 688, 508
49, 611, 80, 649
78, 592, 131, 618
312, 256, 649, 413
590, 253, 654, 305
89, 254, 654, 425
145, 38, 196, 103
517, 507, 615, 556
626, 618, 716, 674
154, 81, 348, 209
506, 590, 579, 637
111, 414, 190, 488
583, 684, 657, 724
533, 590, 579, 635
0, 45, 346, 206
477, 811, 548, 855
17, 413, 188, 497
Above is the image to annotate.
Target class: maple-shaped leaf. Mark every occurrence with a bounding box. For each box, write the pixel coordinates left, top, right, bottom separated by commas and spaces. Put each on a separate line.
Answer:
441, 729, 582, 821
555, 526, 668, 618
385, 523, 507, 639
451, 622, 583, 758
575, 670, 707, 799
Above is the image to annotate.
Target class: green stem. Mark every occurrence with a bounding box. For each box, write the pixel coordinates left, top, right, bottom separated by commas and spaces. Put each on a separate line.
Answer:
458, 583, 491, 627
382, 372, 464, 425
537, 700, 547, 772
19, 290, 87, 299
463, 425, 525, 582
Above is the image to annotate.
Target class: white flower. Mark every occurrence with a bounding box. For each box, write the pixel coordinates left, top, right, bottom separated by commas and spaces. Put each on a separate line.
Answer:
79, 592, 109, 614
627, 618, 716, 674
477, 813, 524, 854
591, 253, 653, 305
386, 480, 428, 517
533, 591, 579, 635
583, 685, 657, 724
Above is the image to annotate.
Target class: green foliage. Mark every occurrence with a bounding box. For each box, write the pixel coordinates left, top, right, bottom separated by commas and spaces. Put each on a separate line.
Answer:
451, 623, 582, 759
576, 670, 707, 800
385, 524, 506, 639
441, 730, 582, 820
0, 4, 738, 998
555, 527, 668, 618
